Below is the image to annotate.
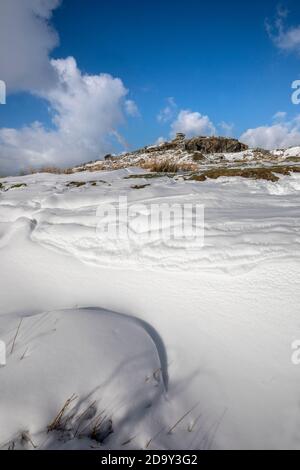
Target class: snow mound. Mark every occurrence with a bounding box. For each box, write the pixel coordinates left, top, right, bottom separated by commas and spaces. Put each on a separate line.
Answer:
0, 307, 167, 449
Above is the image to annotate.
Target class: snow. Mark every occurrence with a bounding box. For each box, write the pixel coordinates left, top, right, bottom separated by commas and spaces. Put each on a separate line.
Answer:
270, 146, 300, 158
0, 167, 300, 449
284, 146, 300, 157
0, 307, 166, 449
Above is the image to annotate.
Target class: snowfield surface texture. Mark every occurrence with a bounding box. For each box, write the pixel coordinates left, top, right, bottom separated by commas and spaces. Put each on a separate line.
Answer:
0, 166, 300, 449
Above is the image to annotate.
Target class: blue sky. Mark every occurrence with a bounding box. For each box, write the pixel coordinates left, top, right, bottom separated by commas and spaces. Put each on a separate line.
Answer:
1, 0, 300, 174
53, 0, 300, 143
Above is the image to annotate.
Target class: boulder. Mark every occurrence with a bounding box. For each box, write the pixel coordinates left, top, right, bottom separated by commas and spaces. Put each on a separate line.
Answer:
104, 154, 118, 161
172, 132, 186, 142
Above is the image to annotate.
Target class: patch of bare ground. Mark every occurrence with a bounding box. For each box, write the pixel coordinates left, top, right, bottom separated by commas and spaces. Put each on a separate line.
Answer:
284, 156, 300, 162
130, 183, 151, 189
124, 173, 176, 179
141, 159, 197, 172
0, 182, 27, 191
9, 183, 27, 189
85, 163, 106, 171
66, 180, 109, 188
192, 152, 206, 162
188, 165, 300, 182
22, 166, 74, 175
66, 181, 86, 187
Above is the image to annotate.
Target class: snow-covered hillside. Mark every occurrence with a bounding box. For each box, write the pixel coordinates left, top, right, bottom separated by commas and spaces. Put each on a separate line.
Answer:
0, 146, 300, 449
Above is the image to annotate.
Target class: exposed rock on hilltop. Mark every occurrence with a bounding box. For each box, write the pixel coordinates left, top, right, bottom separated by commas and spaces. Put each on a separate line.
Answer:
143, 134, 248, 155
185, 136, 248, 153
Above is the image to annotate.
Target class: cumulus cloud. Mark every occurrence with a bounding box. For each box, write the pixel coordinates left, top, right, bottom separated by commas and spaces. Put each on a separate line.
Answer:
0, 1, 140, 175
157, 97, 177, 123
157, 102, 218, 140
170, 110, 215, 138
240, 115, 300, 149
0, 57, 131, 175
266, 6, 300, 53
0, 0, 61, 92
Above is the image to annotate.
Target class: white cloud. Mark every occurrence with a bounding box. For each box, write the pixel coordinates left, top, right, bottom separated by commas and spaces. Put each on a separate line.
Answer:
125, 99, 139, 117
273, 111, 287, 121
0, 1, 140, 175
240, 115, 300, 149
158, 101, 231, 140
0, 0, 61, 92
266, 7, 300, 53
219, 121, 234, 137
0, 57, 131, 175
157, 97, 177, 123
170, 110, 215, 138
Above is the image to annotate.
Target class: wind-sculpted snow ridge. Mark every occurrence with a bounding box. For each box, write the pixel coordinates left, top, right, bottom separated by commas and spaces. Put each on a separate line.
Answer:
0, 306, 231, 450
0, 168, 299, 273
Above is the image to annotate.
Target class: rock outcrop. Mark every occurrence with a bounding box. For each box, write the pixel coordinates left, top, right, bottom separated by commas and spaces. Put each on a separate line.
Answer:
185, 136, 248, 153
